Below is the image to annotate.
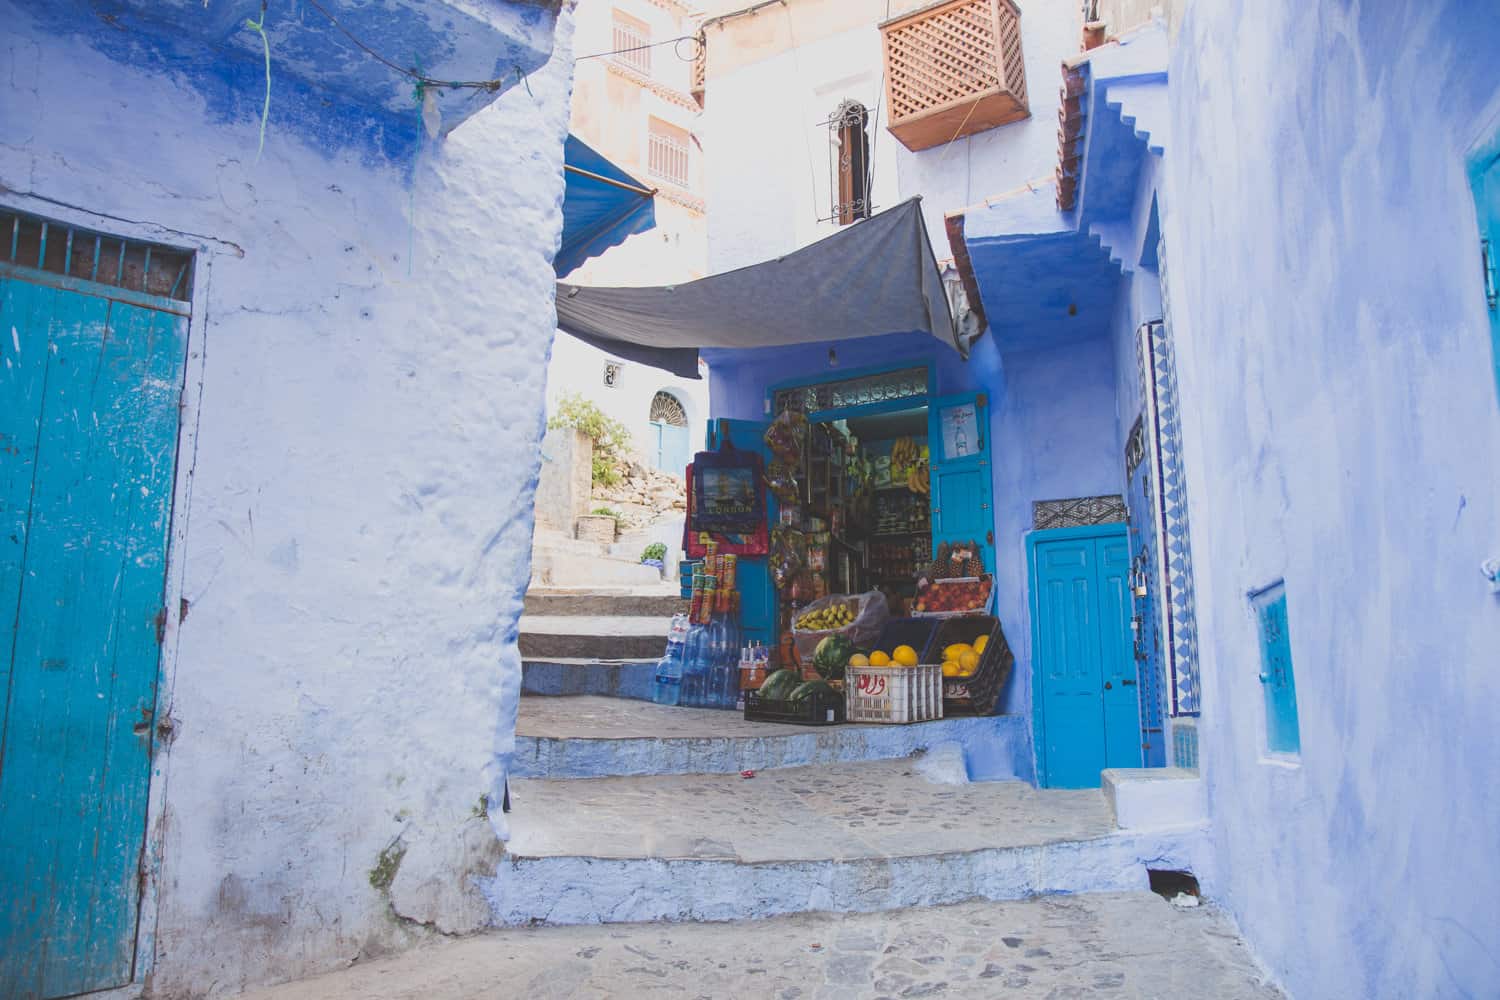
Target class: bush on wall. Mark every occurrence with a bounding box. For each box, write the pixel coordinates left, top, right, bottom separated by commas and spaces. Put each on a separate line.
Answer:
549, 393, 634, 488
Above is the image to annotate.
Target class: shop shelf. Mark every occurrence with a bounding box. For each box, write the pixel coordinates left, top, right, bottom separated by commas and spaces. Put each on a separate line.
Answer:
932, 614, 1015, 716
744, 687, 846, 726
846, 663, 944, 724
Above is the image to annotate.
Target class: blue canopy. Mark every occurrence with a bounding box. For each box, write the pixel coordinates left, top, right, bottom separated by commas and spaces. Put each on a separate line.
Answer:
556, 135, 657, 278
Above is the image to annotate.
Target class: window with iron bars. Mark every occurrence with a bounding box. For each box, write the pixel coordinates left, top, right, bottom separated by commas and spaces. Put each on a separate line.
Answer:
648, 118, 691, 188
822, 100, 871, 225
611, 10, 652, 76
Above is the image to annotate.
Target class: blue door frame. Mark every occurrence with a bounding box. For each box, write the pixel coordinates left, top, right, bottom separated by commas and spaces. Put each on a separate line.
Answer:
1027, 523, 1143, 788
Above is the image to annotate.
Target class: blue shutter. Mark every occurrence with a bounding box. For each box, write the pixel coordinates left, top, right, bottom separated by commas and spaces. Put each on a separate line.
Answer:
1251, 582, 1300, 755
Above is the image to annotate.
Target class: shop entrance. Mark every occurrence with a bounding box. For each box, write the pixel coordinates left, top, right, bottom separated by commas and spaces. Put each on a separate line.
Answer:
1028, 524, 1142, 788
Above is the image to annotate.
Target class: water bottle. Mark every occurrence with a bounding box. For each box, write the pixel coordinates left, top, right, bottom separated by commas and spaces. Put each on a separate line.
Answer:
719, 614, 744, 708
681, 619, 709, 707
652, 614, 686, 706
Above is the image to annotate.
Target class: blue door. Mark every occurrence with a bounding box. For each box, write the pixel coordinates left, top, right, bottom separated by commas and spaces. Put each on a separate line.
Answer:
1029, 525, 1142, 788
1124, 417, 1167, 766
652, 420, 691, 479
1, 275, 189, 997
1468, 137, 1500, 400
927, 393, 996, 576
706, 418, 776, 650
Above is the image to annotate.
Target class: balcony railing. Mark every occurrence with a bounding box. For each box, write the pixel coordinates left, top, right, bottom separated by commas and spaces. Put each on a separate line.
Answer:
612, 21, 652, 76
648, 130, 690, 188
880, 0, 1029, 152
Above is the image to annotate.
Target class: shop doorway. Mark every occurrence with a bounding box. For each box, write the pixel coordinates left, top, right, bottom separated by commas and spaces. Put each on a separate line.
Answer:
1028, 524, 1142, 788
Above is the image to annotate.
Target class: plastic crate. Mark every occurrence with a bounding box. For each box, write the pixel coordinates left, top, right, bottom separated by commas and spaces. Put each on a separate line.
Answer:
911, 575, 995, 618
932, 614, 1014, 716
744, 687, 845, 726
845, 663, 944, 724
869, 617, 941, 664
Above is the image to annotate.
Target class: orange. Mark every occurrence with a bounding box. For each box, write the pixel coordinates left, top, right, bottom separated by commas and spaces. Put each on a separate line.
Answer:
892, 645, 919, 667
869, 650, 891, 667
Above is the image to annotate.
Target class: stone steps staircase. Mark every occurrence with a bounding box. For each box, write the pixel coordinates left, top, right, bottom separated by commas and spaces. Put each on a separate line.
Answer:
518, 588, 687, 667
495, 683, 1210, 929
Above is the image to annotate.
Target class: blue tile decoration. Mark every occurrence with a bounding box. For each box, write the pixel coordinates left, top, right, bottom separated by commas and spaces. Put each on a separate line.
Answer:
1151, 234, 1202, 716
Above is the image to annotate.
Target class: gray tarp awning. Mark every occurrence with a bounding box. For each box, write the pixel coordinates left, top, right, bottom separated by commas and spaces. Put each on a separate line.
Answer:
554, 197, 967, 379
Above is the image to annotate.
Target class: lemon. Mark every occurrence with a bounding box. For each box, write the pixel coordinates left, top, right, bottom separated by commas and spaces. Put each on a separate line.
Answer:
973, 634, 989, 654
941, 660, 961, 678
869, 650, 891, 667
958, 650, 980, 676
849, 653, 870, 667
942, 643, 972, 662
892, 645, 919, 667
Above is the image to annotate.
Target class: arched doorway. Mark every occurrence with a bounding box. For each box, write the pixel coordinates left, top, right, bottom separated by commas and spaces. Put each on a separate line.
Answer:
648, 391, 690, 477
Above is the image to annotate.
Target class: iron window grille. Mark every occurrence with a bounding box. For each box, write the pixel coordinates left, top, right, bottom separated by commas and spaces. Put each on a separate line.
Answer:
1032, 495, 1128, 530
821, 100, 872, 225
2, 207, 194, 304
611, 12, 652, 76
648, 121, 691, 188
650, 391, 687, 426
772, 366, 927, 416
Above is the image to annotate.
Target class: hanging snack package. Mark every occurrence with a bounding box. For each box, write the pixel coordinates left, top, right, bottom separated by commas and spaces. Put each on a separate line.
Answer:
764, 408, 809, 465
765, 461, 801, 504
769, 527, 807, 589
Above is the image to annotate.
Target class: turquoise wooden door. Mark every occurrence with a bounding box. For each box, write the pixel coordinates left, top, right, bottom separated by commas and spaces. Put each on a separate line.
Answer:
651, 420, 691, 478
927, 393, 996, 576
706, 418, 775, 649
1029, 525, 1142, 788
1, 275, 188, 998
1468, 139, 1500, 400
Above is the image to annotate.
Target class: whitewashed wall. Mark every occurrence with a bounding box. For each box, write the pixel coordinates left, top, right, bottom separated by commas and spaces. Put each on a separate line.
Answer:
1, 4, 574, 995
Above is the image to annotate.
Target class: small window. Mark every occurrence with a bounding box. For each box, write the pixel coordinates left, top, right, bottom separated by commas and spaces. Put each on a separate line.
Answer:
1250, 581, 1300, 756
827, 100, 871, 225
611, 9, 652, 76
647, 117, 690, 188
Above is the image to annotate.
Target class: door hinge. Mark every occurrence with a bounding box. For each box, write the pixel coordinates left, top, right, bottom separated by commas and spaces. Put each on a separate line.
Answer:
1483, 238, 1498, 311
154, 607, 167, 645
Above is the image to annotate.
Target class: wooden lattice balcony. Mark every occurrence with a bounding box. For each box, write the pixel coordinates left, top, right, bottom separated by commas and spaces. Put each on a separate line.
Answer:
880, 0, 1029, 152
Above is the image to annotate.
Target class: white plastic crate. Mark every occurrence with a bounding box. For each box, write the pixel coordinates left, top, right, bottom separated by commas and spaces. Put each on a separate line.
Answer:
845, 663, 944, 724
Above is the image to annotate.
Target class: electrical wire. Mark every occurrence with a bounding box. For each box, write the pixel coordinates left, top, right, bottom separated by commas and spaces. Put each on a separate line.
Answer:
576, 34, 703, 63
302, 0, 524, 91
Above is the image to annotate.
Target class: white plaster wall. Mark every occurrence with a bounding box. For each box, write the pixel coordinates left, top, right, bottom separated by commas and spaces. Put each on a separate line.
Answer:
1163, 2, 1500, 996
1, 4, 575, 995
543, 330, 708, 473
703, 0, 1081, 271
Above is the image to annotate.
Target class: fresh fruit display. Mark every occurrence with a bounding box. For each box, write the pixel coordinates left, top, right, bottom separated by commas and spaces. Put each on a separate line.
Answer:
759, 669, 802, 701
868, 650, 892, 667
913, 575, 993, 615
811, 634, 856, 680
788, 679, 836, 702
796, 601, 854, 631
891, 645, 919, 667
848, 652, 870, 667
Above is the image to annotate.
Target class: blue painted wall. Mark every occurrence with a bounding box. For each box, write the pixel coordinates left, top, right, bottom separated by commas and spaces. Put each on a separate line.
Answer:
1164, 2, 1500, 996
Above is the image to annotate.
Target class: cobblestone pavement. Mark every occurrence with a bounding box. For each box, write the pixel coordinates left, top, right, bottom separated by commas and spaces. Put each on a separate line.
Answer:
236, 892, 1283, 999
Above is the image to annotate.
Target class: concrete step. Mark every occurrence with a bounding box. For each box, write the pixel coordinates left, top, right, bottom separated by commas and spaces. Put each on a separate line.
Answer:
530, 548, 664, 588
485, 759, 1209, 927
521, 658, 658, 701
522, 591, 689, 617
1102, 767, 1207, 830
517, 615, 670, 660
512, 694, 1031, 780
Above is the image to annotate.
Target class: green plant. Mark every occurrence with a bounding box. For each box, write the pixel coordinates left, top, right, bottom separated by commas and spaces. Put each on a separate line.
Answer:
591, 506, 621, 519
641, 542, 667, 563
548, 392, 634, 488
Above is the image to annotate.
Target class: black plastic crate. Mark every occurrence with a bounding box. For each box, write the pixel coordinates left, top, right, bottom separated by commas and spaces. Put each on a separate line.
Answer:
744, 687, 846, 726
931, 614, 1014, 716
870, 617, 941, 663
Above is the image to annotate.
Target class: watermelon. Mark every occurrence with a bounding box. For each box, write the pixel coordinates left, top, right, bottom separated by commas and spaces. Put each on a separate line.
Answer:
759, 669, 802, 701
812, 634, 856, 680
789, 679, 836, 702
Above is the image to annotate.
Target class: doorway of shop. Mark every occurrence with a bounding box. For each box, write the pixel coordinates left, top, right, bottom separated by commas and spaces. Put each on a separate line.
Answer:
648, 390, 691, 477
1028, 524, 1141, 788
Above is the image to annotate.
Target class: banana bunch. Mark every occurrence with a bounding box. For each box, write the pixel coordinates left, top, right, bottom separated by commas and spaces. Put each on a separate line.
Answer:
907, 461, 929, 496
891, 437, 919, 468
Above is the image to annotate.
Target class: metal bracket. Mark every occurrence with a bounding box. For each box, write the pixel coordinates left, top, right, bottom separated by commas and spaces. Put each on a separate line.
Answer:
1483, 239, 1497, 311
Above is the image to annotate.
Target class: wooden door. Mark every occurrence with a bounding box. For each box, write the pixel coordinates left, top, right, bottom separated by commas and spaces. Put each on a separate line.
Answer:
0, 275, 188, 998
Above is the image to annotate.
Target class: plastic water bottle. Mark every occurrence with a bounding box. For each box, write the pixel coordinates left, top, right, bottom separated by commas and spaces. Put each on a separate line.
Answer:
652, 614, 687, 706
680, 619, 709, 707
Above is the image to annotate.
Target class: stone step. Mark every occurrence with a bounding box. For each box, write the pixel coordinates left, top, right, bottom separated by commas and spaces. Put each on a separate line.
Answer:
517, 615, 670, 660
521, 659, 658, 701
485, 760, 1209, 927
512, 694, 1032, 780
1102, 767, 1207, 830
530, 547, 665, 588
522, 591, 689, 617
